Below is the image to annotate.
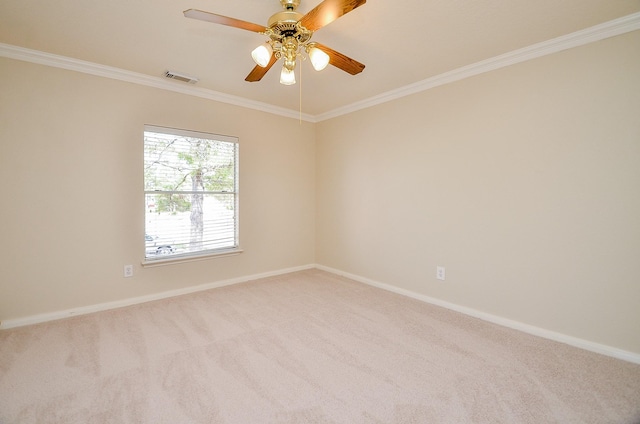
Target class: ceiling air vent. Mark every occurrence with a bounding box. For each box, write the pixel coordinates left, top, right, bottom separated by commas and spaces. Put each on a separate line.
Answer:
164, 71, 199, 84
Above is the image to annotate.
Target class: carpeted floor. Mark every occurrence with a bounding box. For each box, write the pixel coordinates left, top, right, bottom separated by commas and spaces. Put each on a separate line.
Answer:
1, 269, 639, 423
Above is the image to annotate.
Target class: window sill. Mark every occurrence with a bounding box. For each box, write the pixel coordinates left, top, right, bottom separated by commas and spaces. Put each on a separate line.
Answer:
141, 247, 243, 268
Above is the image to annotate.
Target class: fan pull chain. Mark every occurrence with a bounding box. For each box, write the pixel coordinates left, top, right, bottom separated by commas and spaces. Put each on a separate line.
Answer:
299, 59, 302, 124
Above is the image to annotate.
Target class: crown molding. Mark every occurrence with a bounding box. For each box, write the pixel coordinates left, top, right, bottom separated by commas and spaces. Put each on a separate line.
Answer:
1, 12, 639, 123
315, 11, 640, 122
0, 42, 316, 122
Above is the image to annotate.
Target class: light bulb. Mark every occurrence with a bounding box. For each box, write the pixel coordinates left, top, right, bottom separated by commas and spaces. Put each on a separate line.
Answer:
251, 43, 273, 68
280, 67, 296, 85
309, 47, 330, 71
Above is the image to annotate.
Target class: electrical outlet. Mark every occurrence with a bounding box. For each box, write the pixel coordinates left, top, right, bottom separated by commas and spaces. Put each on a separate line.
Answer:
124, 265, 134, 278
436, 266, 446, 281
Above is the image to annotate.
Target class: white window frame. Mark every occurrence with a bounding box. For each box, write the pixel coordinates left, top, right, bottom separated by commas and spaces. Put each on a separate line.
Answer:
142, 125, 241, 266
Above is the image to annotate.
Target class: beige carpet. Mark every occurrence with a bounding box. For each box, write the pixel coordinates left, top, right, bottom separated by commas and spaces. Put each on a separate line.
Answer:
1, 269, 639, 423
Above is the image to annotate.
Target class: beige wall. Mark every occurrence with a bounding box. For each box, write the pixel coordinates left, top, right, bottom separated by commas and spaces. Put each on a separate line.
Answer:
316, 31, 640, 353
1, 30, 639, 356
0, 58, 316, 321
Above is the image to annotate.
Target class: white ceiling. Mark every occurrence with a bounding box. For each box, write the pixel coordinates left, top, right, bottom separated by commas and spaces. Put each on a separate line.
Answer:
1, 0, 639, 117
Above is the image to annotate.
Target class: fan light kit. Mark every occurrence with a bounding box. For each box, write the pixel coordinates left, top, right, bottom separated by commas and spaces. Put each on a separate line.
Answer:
184, 0, 366, 85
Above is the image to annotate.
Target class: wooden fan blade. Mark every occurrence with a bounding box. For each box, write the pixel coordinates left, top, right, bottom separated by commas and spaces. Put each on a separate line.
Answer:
245, 54, 279, 82
183, 9, 266, 33
314, 43, 365, 75
299, 0, 366, 32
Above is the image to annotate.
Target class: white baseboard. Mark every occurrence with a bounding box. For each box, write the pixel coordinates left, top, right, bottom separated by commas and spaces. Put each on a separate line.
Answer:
0, 264, 315, 330
315, 264, 640, 365
3, 263, 638, 365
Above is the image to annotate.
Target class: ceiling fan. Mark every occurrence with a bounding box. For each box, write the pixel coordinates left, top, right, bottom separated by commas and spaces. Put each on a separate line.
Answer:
184, 0, 366, 85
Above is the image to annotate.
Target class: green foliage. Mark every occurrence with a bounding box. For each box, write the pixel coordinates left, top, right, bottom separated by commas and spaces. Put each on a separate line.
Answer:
155, 192, 190, 213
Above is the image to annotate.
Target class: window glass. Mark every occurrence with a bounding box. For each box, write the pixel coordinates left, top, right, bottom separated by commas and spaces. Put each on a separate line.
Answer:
144, 125, 239, 261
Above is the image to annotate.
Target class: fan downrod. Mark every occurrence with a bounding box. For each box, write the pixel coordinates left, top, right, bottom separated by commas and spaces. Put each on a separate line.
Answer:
280, 0, 300, 11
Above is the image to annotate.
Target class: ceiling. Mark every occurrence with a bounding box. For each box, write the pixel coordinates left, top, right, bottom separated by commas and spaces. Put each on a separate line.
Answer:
1, 0, 639, 117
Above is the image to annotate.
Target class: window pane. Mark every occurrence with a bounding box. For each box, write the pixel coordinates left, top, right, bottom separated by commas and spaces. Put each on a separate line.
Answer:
145, 193, 236, 257
144, 131, 236, 193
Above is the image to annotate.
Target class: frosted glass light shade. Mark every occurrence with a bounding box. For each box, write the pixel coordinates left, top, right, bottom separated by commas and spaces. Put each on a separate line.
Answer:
280, 67, 296, 85
309, 47, 330, 71
251, 43, 273, 68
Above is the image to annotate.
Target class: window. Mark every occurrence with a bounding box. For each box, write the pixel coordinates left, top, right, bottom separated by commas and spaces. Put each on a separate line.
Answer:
143, 125, 239, 262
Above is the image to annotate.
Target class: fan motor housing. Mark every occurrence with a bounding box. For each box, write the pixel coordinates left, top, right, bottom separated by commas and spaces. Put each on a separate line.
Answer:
267, 10, 303, 29
267, 9, 312, 44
